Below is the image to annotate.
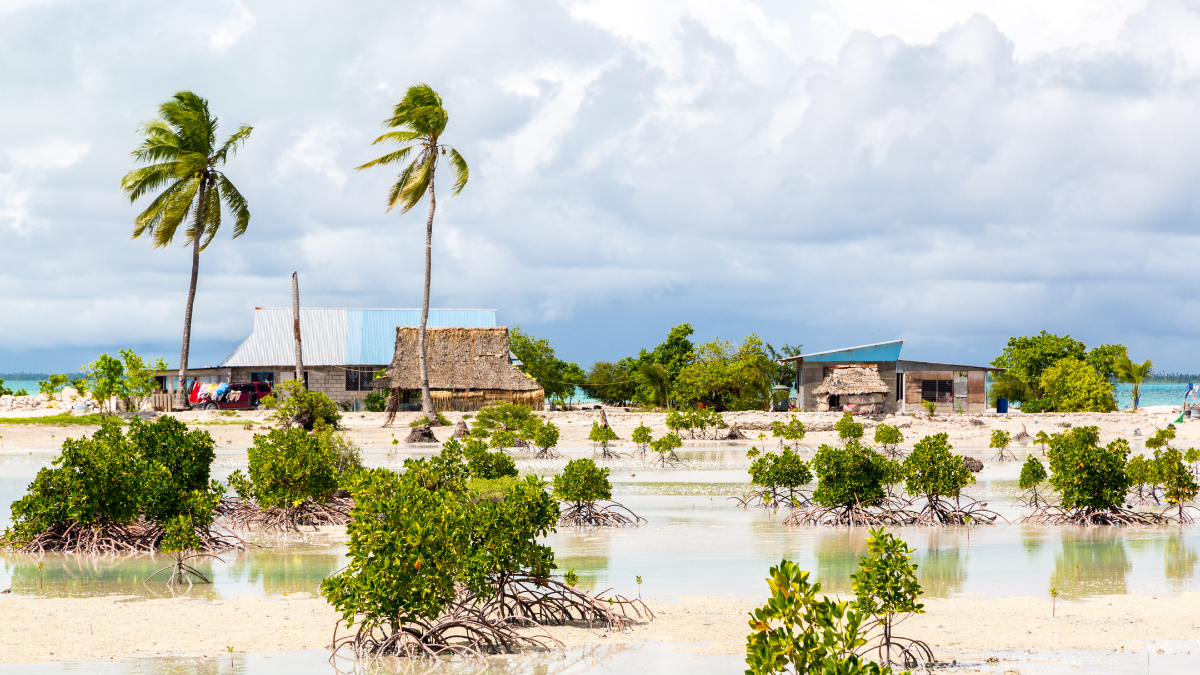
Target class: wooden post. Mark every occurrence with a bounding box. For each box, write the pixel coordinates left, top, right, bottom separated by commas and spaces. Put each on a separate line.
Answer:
292, 272, 304, 387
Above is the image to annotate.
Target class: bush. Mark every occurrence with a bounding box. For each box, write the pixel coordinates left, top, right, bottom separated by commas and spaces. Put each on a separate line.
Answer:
631, 424, 653, 451
468, 475, 520, 501
812, 440, 888, 508
1145, 426, 1176, 450
473, 404, 535, 431
231, 427, 339, 508
1039, 359, 1117, 413
1156, 448, 1199, 517
749, 449, 812, 503
902, 433, 974, 502
771, 416, 807, 450
453, 438, 518, 480
409, 411, 451, 427
589, 422, 617, 449
315, 424, 364, 484
532, 422, 560, 454
364, 390, 388, 412
746, 559, 897, 675
990, 429, 1011, 451
836, 413, 864, 441
553, 459, 612, 505
1047, 427, 1130, 510
649, 432, 682, 456
1019, 456, 1047, 490
873, 424, 903, 454
489, 429, 516, 449
264, 379, 342, 430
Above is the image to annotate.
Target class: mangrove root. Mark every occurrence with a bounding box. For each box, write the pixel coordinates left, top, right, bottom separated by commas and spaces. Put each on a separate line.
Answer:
218, 494, 353, 533
558, 500, 645, 528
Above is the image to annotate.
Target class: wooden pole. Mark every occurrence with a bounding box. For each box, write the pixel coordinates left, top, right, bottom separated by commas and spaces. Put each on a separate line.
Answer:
292, 272, 304, 387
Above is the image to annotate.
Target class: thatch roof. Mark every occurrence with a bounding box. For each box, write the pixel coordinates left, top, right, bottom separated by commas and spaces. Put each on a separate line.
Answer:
812, 367, 890, 396
370, 326, 543, 392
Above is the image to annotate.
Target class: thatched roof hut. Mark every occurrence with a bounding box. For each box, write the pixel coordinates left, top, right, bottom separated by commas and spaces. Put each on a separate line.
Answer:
370, 327, 543, 412
812, 367, 890, 396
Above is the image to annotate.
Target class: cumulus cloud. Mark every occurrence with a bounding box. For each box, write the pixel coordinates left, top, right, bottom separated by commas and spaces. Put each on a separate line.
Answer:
2, 0, 1200, 371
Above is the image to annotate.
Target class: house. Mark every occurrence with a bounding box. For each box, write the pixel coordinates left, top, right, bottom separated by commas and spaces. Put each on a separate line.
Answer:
811, 365, 891, 414
159, 307, 498, 408
369, 326, 544, 412
778, 341, 1004, 414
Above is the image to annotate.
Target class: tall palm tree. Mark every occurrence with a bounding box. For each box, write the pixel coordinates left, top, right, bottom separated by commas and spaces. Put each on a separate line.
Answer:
636, 363, 672, 410
356, 84, 469, 417
121, 91, 252, 409
1117, 356, 1153, 411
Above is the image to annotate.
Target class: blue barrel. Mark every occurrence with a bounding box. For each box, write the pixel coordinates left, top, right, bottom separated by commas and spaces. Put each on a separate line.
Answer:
997, 398, 1008, 414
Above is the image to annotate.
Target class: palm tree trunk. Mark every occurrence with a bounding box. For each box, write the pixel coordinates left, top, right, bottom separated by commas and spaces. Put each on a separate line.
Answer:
418, 165, 437, 418
175, 178, 208, 410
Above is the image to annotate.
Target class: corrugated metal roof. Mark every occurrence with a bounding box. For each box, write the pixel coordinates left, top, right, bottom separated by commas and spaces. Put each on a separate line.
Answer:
779, 340, 904, 363
221, 308, 497, 367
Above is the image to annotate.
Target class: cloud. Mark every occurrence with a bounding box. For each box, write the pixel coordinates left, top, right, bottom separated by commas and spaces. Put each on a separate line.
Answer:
3, 0, 1200, 372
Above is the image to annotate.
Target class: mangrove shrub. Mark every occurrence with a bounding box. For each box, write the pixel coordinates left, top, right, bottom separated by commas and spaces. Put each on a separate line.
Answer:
1046, 427, 1129, 511
811, 440, 888, 508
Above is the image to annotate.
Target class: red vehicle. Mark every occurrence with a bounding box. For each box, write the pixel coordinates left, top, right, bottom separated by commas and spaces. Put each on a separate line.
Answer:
189, 381, 273, 410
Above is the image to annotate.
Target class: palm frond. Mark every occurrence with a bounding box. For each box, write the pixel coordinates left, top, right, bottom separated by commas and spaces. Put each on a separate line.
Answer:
636, 363, 672, 408
355, 144, 415, 171
370, 130, 423, 146
386, 84, 447, 136
143, 177, 201, 248
193, 177, 222, 250
446, 146, 469, 195
397, 152, 433, 213
212, 125, 253, 165
216, 172, 250, 238
131, 176, 192, 242
121, 162, 183, 202
159, 91, 217, 155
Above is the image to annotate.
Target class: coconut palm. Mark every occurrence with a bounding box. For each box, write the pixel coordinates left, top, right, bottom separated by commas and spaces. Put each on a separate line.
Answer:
121, 91, 252, 409
1117, 356, 1153, 411
636, 363, 672, 409
356, 84, 469, 417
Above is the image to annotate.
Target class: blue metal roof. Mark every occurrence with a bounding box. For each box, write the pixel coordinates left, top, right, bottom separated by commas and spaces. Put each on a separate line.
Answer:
222, 308, 497, 367
789, 340, 903, 363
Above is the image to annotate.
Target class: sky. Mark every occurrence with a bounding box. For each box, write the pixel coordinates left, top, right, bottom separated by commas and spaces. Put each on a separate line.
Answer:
3, 0, 1200, 374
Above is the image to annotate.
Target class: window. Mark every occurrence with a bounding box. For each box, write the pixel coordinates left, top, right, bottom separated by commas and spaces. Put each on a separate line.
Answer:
921, 379, 954, 403
250, 372, 275, 386
345, 367, 378, 391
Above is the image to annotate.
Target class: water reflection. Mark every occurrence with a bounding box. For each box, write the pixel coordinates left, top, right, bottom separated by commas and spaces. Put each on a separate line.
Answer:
1164, 533, 1198, 590
1051, 529, 1130, 599
1022, 527, 1047, 560
0, 552, 218, 599
916, 531, 967, 598
813, 529, 866, 595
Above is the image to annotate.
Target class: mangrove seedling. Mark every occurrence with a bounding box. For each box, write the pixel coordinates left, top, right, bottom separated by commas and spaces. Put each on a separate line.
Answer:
1034, 430, 1051, 456
649, 432, 683, 468
531, 421, 562, 459
1017, 455, 1048, 508
745, 559, 899, 675
989, 429, 1015, 462
850, 528, 933, 669
1155, 447, 1200, 522
631, 424, 653, 455
835, 413, 864, 443
786, 440, 900, 526
735, 448, 812, 509
473, 403, 535, 433
1027, 426, 1166, 525
589, 421, 621, 460
1049, 587, 1059, 617
636, 575, 642, 598
553, 459, 644, 527
771, 416, 807, 452
563, 569, 579, 587
221, 426, 347, 532
903, 433, 999, 525
873, 424, 904, 459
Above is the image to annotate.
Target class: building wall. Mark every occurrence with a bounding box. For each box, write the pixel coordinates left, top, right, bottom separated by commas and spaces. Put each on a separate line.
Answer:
902, 368, 988, 413
228, 365, 388, 406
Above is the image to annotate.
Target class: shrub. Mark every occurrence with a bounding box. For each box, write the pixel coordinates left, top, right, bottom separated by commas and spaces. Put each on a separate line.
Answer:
1019, 456, 1047, 490
812, 440, 888, 508
748, 449, 812, 505
1155, 448, 1199, 519
771, 416, 807, 450
836, 413, 864, 441
745, 559, 898, 675
902, 433, 974, 502
532, 422, 560, 455
473, 404, 535, 431
470, 426, 491, 439
631, 424, 652, 452
315, 424, 364, 485
850, 528, 926, 666
467, 475, 520, 500
990, 429, 1011, 451
920, 399, 937, 415
1145, 426, 1176, 450
1125, 455, 1155, 504
38, 373, 70, 397
1039, 359, 1117, 412
1046, 427, 1129, 510
873, 424, 903, 456
553, 459, 612, 505
649, 431, 683, 459
489, 430, 515, 449
408, 411, 451, 427
457, 438, 518, 480
665, 410, 688, 434
231, 427, 339, 508
468, 475, 559, 583
363, 390, 388, 412
589, 422, 617, 449
264, 379, 342, 430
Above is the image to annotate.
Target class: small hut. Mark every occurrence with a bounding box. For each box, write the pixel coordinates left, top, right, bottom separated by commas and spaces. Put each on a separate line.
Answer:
811, 366, 890, 414
370, 326, 544, 412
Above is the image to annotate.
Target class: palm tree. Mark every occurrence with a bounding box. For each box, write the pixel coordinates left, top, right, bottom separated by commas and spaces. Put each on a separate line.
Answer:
1117, 356, 1153, 411
121, 92, 252, 410
356, 84, 469, 417
636, 363, 672, 409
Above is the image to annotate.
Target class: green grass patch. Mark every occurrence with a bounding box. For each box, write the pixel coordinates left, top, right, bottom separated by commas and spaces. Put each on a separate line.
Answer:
0, 413, 118, 426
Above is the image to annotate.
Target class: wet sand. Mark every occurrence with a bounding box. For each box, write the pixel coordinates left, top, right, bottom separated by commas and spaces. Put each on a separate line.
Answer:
3, 591, 1199, 664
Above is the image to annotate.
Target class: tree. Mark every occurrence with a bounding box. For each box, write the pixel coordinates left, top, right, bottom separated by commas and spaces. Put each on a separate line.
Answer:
1087, 344, 1129, 381
473, 404, 536, 432
772, 416, 808, 452
649, 432, 684, 467
811, 440, 888, 509
873, 424, 904, 459
989, 429, 1014, 461
509, 326, 585, 406
631, 424, 653, 453
262, 378, 342, 430
1018, 456, 1048, 507
552, 458, 642, 527
745, 559, 898, 675
82, 353, 126, 414
1156, 448, 1199, 521
588, 422, 618, 457
1039, 359, 1117, 412
850, 528, 929, 668
673, 335, 777, 410
836, 413, 864, 442
747, 449, 812, 507
1046, 427, 1130, 511
583, 360, 636, 405
902, 433, 978, 523
121, 91, 252, 409
355, 84, 469, 416
635, 362, 672, 409
1116, 356, 1153, 411
227, 427, 340, 518
990, 331, 1087, 399
121, 349, 168, 412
